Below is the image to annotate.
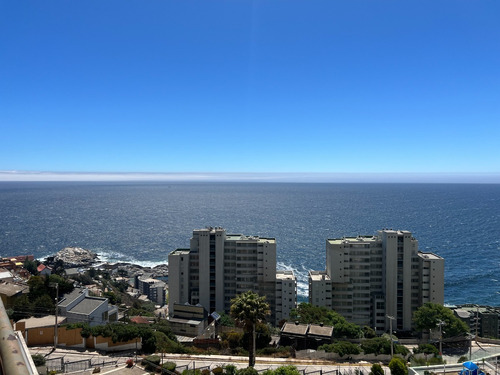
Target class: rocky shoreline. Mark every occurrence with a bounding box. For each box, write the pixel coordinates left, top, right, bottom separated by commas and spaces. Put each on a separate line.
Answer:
44, 246, 168, 278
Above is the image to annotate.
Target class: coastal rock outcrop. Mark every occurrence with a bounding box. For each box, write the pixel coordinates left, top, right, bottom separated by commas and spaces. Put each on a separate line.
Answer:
54, 247, 98, 268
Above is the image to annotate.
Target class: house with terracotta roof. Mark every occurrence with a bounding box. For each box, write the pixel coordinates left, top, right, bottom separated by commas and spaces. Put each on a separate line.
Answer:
130, 316, 151, 324
37, 264, 52, 276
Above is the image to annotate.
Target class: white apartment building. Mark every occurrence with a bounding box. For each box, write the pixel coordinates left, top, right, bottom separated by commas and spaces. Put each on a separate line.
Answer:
309, 229, 444, 333
168, 227, 296, 326
276, 270, 298, 325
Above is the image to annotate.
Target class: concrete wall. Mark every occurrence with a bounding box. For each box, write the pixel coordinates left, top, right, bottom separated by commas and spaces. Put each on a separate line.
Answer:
17, 325, 141, 352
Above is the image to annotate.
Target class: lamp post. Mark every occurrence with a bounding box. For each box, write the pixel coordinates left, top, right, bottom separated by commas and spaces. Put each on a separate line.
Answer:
386, 315, 395, 357
437, 320, 446, 357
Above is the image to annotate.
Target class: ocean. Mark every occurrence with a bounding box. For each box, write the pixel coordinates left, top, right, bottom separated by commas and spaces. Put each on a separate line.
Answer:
0, 181, 499, 306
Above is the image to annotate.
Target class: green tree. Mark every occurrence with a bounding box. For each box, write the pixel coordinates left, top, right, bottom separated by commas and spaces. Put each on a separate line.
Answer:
413, 343, 439, 355
319, 341, 359, 356
32, 295, 55, 316
389, 357, 408, 375
413, 303, 469, 339
230, 291, 270, 367
28, 276, 46, 299
290, 303, 362, 338
363, 326, 377, 338
219, 311, 235, 327
361, 337, 392, 355
242, 322, 271, 351
48, 274, 74, 297
369, 364, 384, 375
23, 258, 38, 275
11, 295, 32, 321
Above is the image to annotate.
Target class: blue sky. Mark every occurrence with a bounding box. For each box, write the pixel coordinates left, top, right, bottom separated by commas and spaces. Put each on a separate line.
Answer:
1, 1, 499, 182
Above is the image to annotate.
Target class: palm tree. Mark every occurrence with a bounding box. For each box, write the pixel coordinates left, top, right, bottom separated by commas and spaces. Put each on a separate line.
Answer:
230, 291, 270, 367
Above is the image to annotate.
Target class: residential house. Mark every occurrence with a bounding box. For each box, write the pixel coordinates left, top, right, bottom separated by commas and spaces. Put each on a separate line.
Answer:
57, 287, 118, 327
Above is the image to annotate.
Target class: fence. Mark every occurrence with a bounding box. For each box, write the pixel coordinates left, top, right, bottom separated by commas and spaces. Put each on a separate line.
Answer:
45, 356, 118, 373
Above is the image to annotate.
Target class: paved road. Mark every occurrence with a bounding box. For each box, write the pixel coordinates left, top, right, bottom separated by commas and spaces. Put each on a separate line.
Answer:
30, 346, 389, 375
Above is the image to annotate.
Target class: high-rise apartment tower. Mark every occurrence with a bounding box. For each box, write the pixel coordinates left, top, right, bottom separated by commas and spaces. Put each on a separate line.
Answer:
309, 229, 444, 333
168, 227, 296, 325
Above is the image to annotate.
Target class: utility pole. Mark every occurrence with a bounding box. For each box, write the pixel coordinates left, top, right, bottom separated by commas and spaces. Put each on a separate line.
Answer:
386, 315, 395, 357
50, 282, 59, 350
437, 320, 446, 357
475, 306, 479, 340
467, 333, 474, 360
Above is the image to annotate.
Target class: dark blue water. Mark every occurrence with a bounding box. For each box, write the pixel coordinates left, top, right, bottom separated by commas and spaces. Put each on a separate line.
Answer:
0, 182, 499, 305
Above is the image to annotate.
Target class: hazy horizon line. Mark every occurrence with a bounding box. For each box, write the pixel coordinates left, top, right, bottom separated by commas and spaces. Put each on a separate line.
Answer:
1, 171, 499, 183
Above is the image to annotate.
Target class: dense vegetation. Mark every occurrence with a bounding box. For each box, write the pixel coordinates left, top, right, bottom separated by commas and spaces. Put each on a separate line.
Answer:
8, 274, 74, 321
290, 303, 362, 339
413, 303, 469, 339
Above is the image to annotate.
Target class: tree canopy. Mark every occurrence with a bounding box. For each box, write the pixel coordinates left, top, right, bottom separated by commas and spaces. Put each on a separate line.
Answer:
230, 291, 270, 367
289, 303, 362, 338
389, 357, 408, 375
413, 303, 469, 339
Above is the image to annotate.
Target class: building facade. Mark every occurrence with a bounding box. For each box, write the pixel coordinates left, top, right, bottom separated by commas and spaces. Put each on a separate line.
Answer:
453, 305, 500, 339
276, 270, 298, 325
58, 287, 118, 327
168, 227, 296, 326
135, 275, 167, 306
309, 229, 444, 333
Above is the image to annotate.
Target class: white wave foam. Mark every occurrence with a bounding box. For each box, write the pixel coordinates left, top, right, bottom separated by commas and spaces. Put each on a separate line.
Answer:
96, 250, 167, 268
277, 261, 311, 299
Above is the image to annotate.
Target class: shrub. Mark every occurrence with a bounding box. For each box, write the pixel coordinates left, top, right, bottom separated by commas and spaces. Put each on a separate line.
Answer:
163, 361, 176, 372
224, 364, 237, 375
274, 365, 301, 375
141, 355, 160, 372
361, 337, 391, 355
319, 341, 361, 356
32, 354, 46, 366
413, 344, 439, 355
389, 357, 408, 375
237, 367, 259, 375
369, 364, 384, 375
182, 370, 201, 375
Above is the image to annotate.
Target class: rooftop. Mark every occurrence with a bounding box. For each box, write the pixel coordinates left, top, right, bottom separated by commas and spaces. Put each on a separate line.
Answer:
130, 316, 150, 324
309, 271, 330, 281
58, 288, 86, 308
68, 296, 107, 315
0, 281, 28, 297
418, 252, 444, 260
276, 270, 296, 280
226, 234, 276, 243
308, 324, 334, 338
281, 321, 309, 336
17, 315, 67, 329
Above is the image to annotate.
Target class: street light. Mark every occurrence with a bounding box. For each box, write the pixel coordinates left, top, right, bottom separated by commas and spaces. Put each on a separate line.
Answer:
437, 320, 446, 357
386, 315, 395, 357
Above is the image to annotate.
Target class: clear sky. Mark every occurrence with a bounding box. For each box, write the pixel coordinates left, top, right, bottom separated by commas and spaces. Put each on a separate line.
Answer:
1, 1, 499, 182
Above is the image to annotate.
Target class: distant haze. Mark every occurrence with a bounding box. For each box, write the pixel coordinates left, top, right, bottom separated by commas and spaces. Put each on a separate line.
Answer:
1, 171, 499, 183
